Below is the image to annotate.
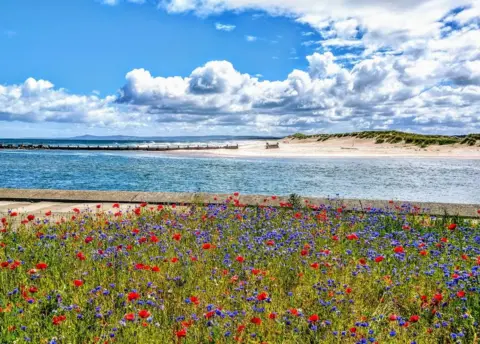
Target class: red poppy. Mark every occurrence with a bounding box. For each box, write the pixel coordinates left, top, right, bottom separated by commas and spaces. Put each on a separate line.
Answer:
234, 192, 239, 197
138, 310, 151, 318
171, 257, 179, 263
345, 287, 352, 294
36, 262, 48, 270
172, 233, 181, 241
76, 252, 86, 260
10, 212, 18, 217
308, 314, 319, 322
204, 311, 215, 319
112, 203, 120, 208
235, 256, 245, 263
300, 249, 308, 256
456, 290, 465, 298
29, 286, 38, 293
251, 317, 262, 325
448, 223, 457, 230
409, 315, 420, 322
52, 315, 66, 325
124, 313, 135, 321
150, 235, 159, 243
374, 256, 384, 263
265, 240, 275, 246
252, 268, 261, 275
152, 265, 160, 272
349, 327, 357, 333
190, 296, 200, 305
45, 210, 52, 216
268, 312, 277, 319
310, 262, 319, 269
27, 214, 35, 221
202, 243, 212, 250
346, 233, 358, 240
294, 212, 302, 219
389, 314, 397, 321
433, 293, 443, 303
237, 324, 246, 332
72, 208, 80, 214
393, 246, 404, 254
176, 328, 187, 338
257, 292, 268, 301
73, 279, 83, 287
289, 308, 299, 316
359, 258, 367, 265
127, 291, 140, 301
85, 236, 93, 244
96, 204, 101, 209
419, 250, 428, 256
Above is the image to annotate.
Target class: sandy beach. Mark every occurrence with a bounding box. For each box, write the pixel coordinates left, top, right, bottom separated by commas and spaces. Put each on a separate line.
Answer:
168, 137, 480, 159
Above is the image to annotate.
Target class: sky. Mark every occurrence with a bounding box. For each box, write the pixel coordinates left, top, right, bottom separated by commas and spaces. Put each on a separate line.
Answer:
0, 0, 479, 138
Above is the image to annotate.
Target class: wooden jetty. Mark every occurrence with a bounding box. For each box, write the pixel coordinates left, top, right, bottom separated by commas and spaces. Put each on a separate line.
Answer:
0, 143, 239, 152
265, 142, 279, 149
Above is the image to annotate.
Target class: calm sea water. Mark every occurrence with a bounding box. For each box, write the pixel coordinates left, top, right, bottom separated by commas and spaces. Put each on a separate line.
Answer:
0, 138, 479, 204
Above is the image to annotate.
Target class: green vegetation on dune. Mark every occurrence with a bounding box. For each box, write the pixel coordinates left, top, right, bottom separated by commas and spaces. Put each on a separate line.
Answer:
289, 131, 480, 148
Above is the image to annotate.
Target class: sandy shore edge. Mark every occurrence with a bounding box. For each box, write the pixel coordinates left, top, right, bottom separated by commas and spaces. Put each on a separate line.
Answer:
159, 137, 480, 159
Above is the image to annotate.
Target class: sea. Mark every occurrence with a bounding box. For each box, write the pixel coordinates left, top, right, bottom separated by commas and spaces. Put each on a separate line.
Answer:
0, 137, 479, 204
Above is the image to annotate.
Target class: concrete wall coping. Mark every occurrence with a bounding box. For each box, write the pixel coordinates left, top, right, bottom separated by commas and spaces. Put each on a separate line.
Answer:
0, 188, 479, 218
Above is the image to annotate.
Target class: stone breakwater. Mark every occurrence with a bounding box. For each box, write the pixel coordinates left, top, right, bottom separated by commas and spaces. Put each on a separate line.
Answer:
0, 143, 239, 151
0, 188, 479, 218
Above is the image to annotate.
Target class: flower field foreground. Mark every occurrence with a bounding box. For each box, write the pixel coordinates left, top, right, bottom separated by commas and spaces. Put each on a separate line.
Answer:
1, 198, 480, 343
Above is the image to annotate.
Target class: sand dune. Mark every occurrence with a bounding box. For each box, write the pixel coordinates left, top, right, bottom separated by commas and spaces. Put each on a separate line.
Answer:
169, 137, 480, 159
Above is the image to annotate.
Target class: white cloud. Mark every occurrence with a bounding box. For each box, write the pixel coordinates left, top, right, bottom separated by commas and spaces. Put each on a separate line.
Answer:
215, 23, 236, 31
160, 0, 477, 52
1, 4, 480, 135
245, 35, 257, 41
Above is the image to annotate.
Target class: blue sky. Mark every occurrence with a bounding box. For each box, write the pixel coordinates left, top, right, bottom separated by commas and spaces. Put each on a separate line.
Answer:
1, 1, 313, 94
0, 0, 479, 137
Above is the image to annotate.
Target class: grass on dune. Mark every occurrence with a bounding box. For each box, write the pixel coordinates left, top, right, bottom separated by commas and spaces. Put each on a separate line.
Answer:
289, 131, 480, 148
1, 197, 480, 343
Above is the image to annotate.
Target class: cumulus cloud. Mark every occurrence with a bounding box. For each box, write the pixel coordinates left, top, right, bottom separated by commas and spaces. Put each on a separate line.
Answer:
162, 0, 475, 45
245, 35, 257, 42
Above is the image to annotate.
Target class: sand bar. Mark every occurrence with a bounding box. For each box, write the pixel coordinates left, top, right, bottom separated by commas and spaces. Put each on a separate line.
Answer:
165, 137, 480, 159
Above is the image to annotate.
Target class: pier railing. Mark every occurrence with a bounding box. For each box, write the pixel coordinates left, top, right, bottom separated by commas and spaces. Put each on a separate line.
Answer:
0, 143, 239, 151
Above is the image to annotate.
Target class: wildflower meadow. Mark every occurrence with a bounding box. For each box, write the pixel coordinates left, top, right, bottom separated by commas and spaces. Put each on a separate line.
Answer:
1, 196, 479, 343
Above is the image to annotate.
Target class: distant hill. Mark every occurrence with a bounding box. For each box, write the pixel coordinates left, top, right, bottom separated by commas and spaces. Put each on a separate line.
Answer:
68, 135, 282, 141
